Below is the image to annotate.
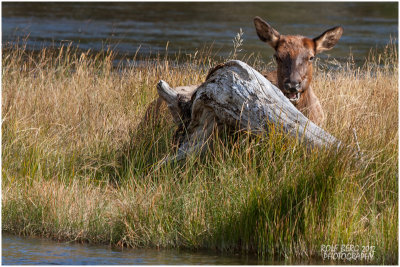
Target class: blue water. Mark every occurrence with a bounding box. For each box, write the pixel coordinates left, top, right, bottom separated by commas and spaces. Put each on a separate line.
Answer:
2, 233, 263, 265
2, 2, 398, 63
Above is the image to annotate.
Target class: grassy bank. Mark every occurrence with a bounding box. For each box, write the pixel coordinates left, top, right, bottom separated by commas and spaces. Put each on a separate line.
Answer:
2, 42, 398, 264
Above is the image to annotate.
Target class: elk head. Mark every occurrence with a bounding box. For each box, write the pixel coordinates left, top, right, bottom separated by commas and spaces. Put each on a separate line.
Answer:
254, 16, 343, 104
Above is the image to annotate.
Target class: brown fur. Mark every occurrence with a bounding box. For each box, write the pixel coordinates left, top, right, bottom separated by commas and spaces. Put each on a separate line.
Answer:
254, 16, 343, 125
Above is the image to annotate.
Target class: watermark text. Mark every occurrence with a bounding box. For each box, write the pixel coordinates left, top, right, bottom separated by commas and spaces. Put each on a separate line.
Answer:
321, 244, 375, 262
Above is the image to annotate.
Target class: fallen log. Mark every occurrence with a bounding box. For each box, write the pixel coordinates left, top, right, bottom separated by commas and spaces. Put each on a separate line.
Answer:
157, 60, 342, 163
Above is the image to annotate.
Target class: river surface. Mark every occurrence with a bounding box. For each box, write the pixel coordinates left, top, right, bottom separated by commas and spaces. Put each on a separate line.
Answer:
2, 2, 398, 63
2, 233, 345, 265
2, 233, 269, 265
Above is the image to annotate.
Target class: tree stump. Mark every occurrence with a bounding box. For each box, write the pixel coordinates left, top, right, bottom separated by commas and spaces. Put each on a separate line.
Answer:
156, 60, 341, 163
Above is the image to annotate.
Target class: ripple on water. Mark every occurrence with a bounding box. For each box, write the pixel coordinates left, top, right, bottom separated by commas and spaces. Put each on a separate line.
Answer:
2, 233, 264, 265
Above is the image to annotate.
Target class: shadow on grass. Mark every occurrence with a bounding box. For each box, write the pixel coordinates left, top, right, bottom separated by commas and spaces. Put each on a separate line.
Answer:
208, 144, 347, 261
114, 103, 176, 184
52, 101, 177, 186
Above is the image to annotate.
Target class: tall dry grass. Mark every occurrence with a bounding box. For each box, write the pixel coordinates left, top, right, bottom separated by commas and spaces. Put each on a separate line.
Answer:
2, 41, 398, 264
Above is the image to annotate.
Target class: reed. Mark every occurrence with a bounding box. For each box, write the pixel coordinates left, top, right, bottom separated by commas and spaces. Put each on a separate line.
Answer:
2, 41, 397, 264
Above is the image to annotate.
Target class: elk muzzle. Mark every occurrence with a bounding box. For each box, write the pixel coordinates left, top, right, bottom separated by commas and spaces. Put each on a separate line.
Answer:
283, 81, 302, 104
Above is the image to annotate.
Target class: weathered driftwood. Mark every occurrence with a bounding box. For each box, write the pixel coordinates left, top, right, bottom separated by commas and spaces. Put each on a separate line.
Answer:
157, 60, 341, 163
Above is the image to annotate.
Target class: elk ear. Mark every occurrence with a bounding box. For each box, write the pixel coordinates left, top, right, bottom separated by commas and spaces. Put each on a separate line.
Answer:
254, 16, 280, 48
313, 26, 343, 54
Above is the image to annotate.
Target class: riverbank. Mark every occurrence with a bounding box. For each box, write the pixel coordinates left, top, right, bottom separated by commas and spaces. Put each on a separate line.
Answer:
2, 43, 398, 264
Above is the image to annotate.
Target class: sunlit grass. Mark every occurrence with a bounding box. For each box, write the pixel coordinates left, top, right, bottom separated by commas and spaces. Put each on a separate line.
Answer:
2, 41, 397, 264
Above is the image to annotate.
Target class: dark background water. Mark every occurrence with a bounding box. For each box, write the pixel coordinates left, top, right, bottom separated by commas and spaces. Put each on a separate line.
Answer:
2, 2, 398, 63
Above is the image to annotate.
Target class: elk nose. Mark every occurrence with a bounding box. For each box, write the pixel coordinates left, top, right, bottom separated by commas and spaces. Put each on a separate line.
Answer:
284, 81, 301, 92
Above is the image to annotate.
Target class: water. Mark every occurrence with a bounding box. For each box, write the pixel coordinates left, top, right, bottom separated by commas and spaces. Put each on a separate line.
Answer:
2, 2, 398, 63
2, 233, 265, 265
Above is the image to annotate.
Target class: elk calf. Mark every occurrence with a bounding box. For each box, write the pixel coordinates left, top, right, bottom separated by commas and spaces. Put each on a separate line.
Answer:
254, 16, 343, 125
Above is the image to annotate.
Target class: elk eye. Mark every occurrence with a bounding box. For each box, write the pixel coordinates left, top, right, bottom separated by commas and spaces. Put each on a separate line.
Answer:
309, 56, 315, 61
